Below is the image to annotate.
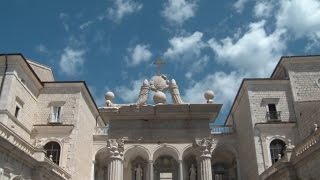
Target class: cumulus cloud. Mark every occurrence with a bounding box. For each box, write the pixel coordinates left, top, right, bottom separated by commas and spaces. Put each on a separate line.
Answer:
183, 71, 243, 105
164, 31, 205, 61
276, 0, 320, 39
115, 79, 144, 103
208, 21, 286, 77
107, 0, 143, 23
126, 44, 152, 66
162, 0, 197, 25
59, 47, 86, 76
254, 1, 273, 18
185, 55, 209, 79
234, 0, 249, 13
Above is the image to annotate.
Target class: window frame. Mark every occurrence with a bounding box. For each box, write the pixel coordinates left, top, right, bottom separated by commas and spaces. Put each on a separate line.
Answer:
44, 141, 61, 165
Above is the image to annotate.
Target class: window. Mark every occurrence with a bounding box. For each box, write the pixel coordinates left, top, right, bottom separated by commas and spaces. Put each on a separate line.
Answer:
267, 104, 280, 121
14, 105, 21, 118
270, 139, 286, 164
44, 141, 61, 165
50, 106, 62, 123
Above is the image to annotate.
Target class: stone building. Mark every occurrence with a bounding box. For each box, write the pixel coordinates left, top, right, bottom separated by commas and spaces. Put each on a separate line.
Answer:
0, 53, 319, 180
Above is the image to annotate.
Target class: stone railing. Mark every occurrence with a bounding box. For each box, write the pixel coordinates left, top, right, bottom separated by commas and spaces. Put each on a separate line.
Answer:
44, 157, 71, 179
94, 126, 109, 135
260, 159, 283, 180
211, 125, 234, 134
0, 122, 71, 179
294, 124, 320, 157
0, 122, 35, 156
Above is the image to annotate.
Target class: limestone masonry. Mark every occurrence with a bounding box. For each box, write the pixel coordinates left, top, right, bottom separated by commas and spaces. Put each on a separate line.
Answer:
0, 54, 319, 180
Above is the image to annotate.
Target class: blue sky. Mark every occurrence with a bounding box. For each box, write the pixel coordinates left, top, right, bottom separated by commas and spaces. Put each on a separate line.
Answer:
1, 0, 320, 124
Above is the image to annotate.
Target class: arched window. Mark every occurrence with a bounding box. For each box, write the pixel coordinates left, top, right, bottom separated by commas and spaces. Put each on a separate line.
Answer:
44, 141, 61, 165
270, 139, 286, 164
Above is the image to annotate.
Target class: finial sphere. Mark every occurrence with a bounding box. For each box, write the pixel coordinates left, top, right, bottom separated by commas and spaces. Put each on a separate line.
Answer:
153, 91, 166, 104
105, 91, 115, 101
204, 90, 214, 101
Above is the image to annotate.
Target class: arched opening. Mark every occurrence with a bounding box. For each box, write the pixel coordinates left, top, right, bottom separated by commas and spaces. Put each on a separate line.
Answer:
154, 155, 178, 180
182, 146, 198, 180
152, 145, 180, 180
44, 141, 61, 165
211, 147, 238, 180
270, 139, 286, 164
123, 146, 150, 180
94, 147, 109, 180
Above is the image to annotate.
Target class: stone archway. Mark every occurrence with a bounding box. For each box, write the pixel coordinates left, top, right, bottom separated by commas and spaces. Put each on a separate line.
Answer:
124, 145, 150, 180
154, 155, 179, 180
211, 146, 238, 180
94, 147, 109, 180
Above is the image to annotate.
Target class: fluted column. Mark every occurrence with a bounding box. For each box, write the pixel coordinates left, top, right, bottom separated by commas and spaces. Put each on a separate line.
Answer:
179, 160, 184, 180
194, 138, 214, 180
107, 139, 124, 180
149, 160, 154, 180
91, 160, 96, 180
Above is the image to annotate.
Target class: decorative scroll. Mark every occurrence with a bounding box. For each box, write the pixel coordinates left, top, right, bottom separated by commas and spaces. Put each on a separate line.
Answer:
136, 79, 150, 105
107, 139, 124, 160
170, 79, 183, 104
194, 138, 215, 158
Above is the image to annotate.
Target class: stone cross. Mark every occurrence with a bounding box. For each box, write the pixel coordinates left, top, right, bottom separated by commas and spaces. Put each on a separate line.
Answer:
154, 59, 165, 75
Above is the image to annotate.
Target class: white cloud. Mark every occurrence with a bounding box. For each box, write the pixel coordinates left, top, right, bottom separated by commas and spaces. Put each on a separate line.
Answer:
162, 0, 197, 25
107, 0, 143, 23
115, 79, 144, 103
127, 44, 152, 66
276, 0, 320, 39
59, 47, 86, 76
80, 20, 93, 30
254, 1, 273, 18
234, 0, 249, 13
164, 31, 205, 61
185, 55, 209, 79
35, 44, 48, 54
208, 21, 286, 77
183, 71, 243, 106
59, 12, 69, 32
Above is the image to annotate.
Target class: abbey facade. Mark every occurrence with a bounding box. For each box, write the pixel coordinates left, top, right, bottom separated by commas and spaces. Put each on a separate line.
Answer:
0, 54, 319, 180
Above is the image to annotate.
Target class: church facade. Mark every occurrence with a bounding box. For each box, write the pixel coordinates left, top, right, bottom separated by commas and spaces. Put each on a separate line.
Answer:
0, 53, 319, 180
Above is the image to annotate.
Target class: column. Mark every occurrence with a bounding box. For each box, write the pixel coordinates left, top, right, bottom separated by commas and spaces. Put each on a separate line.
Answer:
149, 160, 154, 180
179, 160, 184, 180
199, 157, 212, 180
194, 138, 214, 180
236, 159, 241, 180
91, 160, 96, 180
107, 139, 124, 180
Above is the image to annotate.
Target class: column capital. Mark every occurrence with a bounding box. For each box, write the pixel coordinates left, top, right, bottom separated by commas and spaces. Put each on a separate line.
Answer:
193, 138, 214, 159
107, 138, 125, 160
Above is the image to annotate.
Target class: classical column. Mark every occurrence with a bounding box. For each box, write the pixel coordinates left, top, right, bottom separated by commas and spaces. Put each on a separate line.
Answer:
107, 139, 124, 180
179, 160, 184, 180
91, 160, 96, 180
148, 160, 154, 180
194, 138, 214, 180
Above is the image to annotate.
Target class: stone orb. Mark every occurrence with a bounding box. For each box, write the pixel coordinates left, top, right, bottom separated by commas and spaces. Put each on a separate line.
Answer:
153, 91, 166, 104
204, 90, 214, 101
105, 91, 115, 101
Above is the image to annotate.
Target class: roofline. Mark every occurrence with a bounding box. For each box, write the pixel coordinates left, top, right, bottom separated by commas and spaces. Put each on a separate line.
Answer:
0, 53, 43, 85
42, 81, 99, 112
270, 55, 320, 78
224, 78, 289, 125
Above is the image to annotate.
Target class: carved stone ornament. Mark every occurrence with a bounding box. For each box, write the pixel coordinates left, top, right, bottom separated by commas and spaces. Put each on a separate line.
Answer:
194, 138, 214, 158
150, 75, 169, 92
107, 139, 124, 160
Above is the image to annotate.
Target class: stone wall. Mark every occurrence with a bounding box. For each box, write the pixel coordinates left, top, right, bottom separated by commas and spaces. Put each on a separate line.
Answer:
28, 60, 54, 81
287, 62, 320, 102
232, 90, 259, 180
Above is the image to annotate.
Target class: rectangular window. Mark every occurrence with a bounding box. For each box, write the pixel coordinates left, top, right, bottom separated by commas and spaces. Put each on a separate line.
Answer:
14, 105, 21, 118
50, 106, 62, 123
267, 104, 279, 120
